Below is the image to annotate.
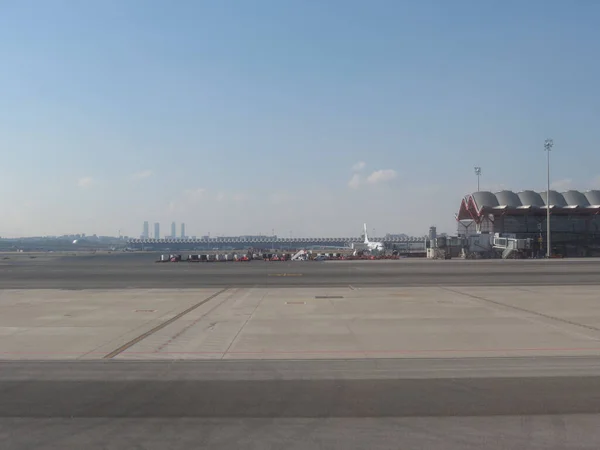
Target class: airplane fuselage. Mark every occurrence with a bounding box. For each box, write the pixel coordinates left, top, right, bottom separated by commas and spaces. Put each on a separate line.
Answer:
363, 223, 384, 251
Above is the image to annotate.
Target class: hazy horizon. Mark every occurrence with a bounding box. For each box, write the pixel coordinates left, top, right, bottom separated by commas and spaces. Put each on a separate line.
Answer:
2, 1, 600, 238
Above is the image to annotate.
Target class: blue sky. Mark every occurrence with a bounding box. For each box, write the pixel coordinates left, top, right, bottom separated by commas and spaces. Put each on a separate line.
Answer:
1, 0, 600, 237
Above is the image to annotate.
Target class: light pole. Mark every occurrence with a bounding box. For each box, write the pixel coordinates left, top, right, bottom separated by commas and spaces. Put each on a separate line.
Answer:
544, 139, 553, 258
474, 167, 482, 191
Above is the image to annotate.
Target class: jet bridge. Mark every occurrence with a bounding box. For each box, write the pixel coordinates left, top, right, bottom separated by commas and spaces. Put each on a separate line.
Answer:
492, 233, 533, 259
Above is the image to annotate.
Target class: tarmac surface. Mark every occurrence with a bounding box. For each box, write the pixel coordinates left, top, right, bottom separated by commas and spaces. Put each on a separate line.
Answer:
3, 358, 600, 449
1, 252, 599, 288
2, 254, 600, 448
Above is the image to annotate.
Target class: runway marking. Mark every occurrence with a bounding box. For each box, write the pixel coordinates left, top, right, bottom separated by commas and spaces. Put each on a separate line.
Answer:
440, 287, 600, 334
154, 289, 238, 353
268, 273, 303, 277
315, 296, 344, 299
5, 345, 600, 357
286, 301, 306, 305
221, 289, 266, 359
103, 287, 230, 359
348, 285, 357, 290
121, 345, 600, 355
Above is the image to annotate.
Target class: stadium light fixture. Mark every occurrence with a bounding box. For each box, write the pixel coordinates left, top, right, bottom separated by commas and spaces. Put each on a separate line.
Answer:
544, 139, 553, 258
474, 167, 482, 192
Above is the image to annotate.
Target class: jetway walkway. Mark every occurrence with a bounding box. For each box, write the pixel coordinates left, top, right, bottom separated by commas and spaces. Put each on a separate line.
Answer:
492, 235, 532, 259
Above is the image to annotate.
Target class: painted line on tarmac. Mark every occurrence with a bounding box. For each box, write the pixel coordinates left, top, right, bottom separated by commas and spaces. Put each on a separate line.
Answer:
154, 289, 239, 353
3, 345, 600, 358
103, 287, 230, 359
123, 346, 600, 356
440, 286, 600, 334
267, 273, 303, 277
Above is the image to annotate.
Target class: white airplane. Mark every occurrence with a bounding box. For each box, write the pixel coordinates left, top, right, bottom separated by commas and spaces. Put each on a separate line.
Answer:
363, 223, 384, 251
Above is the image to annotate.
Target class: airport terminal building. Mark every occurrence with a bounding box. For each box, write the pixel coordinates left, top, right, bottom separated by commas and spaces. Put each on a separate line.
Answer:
456, 190, 600, 257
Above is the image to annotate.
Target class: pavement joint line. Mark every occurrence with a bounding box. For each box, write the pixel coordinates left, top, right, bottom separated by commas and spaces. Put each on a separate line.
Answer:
123, 346, 600, 355
154, 289, 239, 353
103, 287, 230, 359
222, 289, 266, 359
440, 286, 600, 334
4, 346, 600, 358
78, 299, 192, 360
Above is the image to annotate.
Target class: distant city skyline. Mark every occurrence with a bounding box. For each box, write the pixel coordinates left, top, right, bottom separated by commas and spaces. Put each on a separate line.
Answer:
135, 220, 418, 240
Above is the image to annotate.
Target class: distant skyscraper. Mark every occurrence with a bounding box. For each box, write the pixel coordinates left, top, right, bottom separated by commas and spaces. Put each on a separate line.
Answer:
180, 223, 185, 239
154, 222, 160, 239
171, 222, 176, 238
142, 221, 149, 239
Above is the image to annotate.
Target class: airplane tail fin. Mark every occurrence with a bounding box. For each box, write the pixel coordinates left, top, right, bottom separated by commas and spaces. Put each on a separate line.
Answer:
364, 223, 369, 243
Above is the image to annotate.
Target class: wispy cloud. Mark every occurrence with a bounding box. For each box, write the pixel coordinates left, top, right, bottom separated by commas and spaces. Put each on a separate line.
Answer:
348, 173, 362, 189
550, 178, 573, 191
366, 169, 397, 184
130, 169, 153, 181
183, 188, 206, 201
349, 169, 397, 189
77, 176, 93, 188
352, 161, 366, 171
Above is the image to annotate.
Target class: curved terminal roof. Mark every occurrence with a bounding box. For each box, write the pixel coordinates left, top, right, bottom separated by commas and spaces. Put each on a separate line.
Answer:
517, 190, 545, 207
586, 190, 600, 205
471, 190, 600, 208
562, 190, 590, 207
457, 189, 600, 221
495, 190, 522, 207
